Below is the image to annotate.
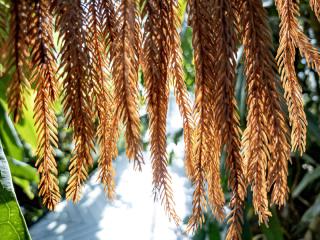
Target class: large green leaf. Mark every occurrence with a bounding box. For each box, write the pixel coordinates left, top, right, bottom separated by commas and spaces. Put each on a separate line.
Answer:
8, 158, 39, 199
292, 167, 320, 198
0, 101, 38, 199
8, 158, 38, 183
306, 109, 320, 146
0, 140, 31, 240
0, 75, 37, 153
178, 0, 187, 22
260, 208, 284, 240
14, 92, 37, 151
0, 75, 11, 101
301, 193, 320, 223
0, 102, 24, 161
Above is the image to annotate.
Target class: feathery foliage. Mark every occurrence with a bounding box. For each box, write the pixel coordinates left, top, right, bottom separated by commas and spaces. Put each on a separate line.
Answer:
187, 0, 220, 231
240, 0, 275, 225
0, 1, 9, 57
86, 0, 118, 199
29, 0, 60, 210
211, 0, 246, 238
310, 0, 320, 21
6, 0, 30, 123
53, 0, 95, 202
275, 0, 307, 154
2, 0, 320, 238
169, 0, 194, 181
113, 0, 144, 170
142, 0, 180, 224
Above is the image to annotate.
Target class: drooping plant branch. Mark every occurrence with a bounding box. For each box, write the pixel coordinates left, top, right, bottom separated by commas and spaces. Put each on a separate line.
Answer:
52, 0, 95, 202
6, 0, 30, 123
29, 0, 60, 210
2, 0, 320, 238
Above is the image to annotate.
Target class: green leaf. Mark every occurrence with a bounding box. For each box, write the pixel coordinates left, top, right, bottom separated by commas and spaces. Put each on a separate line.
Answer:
292, 167, 320, 198
178, 0, 187, 23
173, 129, 183, 145
301, 193, 320, 223
235, 64, 246, 126
8, 158, 38, 183
306, 110, 320, 146
207, 220, 220, 240
0, 102, 24, 161
0, 75, 11, 101
14, 92, 37, 152
8, 158, 39, 199
242, 208, 253, 240
301, 153, 317, 165
12, 177, 35, 200
192, 215, 221, 240
0, 91, 37, 157
0, 81, 37, 153
0, 139, 32, 240
260, 208, 284, 240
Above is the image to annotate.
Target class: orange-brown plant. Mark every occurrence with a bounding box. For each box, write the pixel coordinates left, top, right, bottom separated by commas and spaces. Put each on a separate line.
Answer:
6, 0, 30, 123
2, 0, 320, 239
52, 0, 95, 202
168, 0, 194, 181
29, 0, 60, 210
142, 0, 181, 224
0, 2, 9, 58
211, 0, 245, 238
86, 0, 118, 199
240, 0, 274, 225
186, 0, 220, 232
113, 0, 144, 170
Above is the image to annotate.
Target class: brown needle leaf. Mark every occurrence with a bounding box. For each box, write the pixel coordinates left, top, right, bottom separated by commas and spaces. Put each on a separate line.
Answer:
53, 0, 95, 202
113, 0, 144, 170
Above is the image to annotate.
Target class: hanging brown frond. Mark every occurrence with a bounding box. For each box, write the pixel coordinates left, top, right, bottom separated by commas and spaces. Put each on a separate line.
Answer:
168, 0, 195, 181
171, 53, 194, 180
206, 133, 225, 221
266, 81, 291, 207
112, 0, 144, 170
142, 0, 180, 224
97, 89, 118, 199
100, 0, 117, 57
2, 0, 318, 233
86, 0, 118, 199
6, 0, 30, 123
275, 0, 315, 154
86, 0, 105, 109
226, 196, 243, 240
283, 0, 320, 75
29, 0, 57, 101
240, 0, 274, 225
0, 2, 8, 57
26, 1, 38, 50
186, 0, 221, 232
29, 0, 60, 210
208, 0, 245, 238
310, 0, 320, 21
0, 3, 6, 36
53, 0, 95, 202
260, 0, 292, 205
256, 1, 291, 206
33, 79, 60, 210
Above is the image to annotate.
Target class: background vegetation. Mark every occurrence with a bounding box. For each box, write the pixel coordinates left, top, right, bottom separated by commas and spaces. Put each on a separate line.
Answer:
0, 0, 320, 239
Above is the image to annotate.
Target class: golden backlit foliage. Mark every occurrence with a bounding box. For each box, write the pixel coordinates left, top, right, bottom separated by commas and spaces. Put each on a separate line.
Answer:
1, 0, 320, 238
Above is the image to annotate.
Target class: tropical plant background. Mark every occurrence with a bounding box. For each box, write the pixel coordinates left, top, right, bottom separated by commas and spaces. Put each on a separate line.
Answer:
0, 0, 320, 239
